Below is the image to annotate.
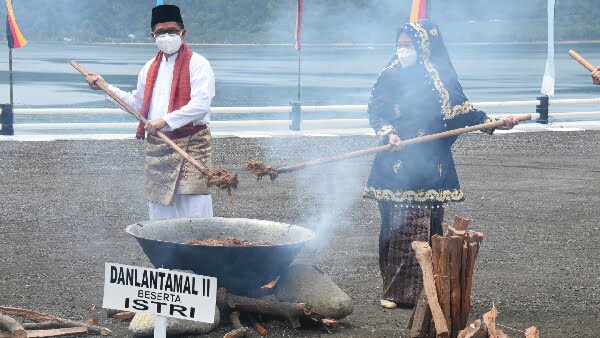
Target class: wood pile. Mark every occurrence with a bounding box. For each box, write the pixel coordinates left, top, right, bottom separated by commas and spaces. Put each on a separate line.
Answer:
409, 216, 482, 338
217, 288, 338, 337
409, 216, 538, 338
0, 306, 111, 337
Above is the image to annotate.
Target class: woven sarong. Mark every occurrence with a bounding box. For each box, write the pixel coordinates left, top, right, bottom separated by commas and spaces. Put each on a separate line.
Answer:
378, 202, 444, 306
145, 128, 212, 205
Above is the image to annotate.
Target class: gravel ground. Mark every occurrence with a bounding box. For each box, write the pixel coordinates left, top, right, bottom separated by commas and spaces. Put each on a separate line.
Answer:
0, 131, 599, 338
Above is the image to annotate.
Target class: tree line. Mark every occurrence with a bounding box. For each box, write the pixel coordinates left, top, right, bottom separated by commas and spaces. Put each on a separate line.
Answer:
1, 0, 598, 44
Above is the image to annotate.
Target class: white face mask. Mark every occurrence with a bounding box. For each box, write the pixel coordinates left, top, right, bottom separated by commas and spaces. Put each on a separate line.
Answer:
396, 48, 417, 68
156, 34, 182, 54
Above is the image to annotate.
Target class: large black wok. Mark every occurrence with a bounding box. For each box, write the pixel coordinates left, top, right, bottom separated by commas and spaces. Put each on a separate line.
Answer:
126, 217, 315, 295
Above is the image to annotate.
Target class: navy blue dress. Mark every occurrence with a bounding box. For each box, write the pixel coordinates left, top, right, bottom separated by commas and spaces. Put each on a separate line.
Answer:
364, 20, 495, 204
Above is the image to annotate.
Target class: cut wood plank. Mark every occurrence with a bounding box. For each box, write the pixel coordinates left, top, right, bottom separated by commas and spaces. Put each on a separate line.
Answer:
482, 304, 501, 338
452, 217, 471, 231
459, 241, 469, 330
431, 235, 444, 337
438, 237, 452, 335
113, 311, 135, 321
409, 290, 432, 338
0, 314, 26, 338
0, 307, 54, 322
457, 319, 487, 338
467, 232, 484, 245
22, 322, 64, 330
524, 326, 540, 338
447, 227, 466, 238
0, 326, 88, 338
460, 242, 479, 332
412, 241, 449, 338
449, 236, 463, 338
0, 307, 111, 336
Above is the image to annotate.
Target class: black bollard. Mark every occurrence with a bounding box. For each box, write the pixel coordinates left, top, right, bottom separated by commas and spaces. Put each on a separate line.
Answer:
536, 95, 549, 124
0, 104, 14, 136
289, 100, 302, 131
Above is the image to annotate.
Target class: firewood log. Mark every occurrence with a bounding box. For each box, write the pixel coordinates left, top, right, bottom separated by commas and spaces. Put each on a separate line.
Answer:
524, 326, 540, 338
436, 237, 452, 335
482, 304, 505, 338
452, 217, 471, 231
248, 314, 269, 336
22, 322, 64, 330
408, 290, 432, 338
218, 288, 312, 329
112, 312, 135, 321
0, 306, 111, 336
0, 326, 88, 338
449, 236, 463, 338
224, 311, 249, 338
412, 241, 449, 338
457, 319, 487, 338
460, 231, 483, 330
447, 227, 466, 238
0, 314, 26, 338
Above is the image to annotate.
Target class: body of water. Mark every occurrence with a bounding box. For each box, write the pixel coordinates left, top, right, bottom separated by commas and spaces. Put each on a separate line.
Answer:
1, 42, 599, 133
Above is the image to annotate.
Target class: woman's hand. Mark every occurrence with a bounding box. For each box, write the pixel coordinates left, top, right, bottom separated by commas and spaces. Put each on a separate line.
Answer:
497, 115, 520, 130
85, 72, 107, 90
592, 67, 600, 85
388, 133, 403, 151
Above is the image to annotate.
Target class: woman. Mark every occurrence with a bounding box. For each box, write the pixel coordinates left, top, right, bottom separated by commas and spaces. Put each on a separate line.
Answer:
364, 19, 518, 308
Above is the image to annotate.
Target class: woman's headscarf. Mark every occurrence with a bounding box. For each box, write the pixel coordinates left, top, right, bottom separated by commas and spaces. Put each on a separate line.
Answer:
381, 19, 475, 120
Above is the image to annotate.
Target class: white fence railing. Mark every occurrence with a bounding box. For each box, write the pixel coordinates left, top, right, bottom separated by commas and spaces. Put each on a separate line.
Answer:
3, 97, 600, 134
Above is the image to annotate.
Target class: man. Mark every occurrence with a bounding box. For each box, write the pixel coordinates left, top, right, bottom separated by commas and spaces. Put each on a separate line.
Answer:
86, 4, 215, 220
592, 67, 600, 85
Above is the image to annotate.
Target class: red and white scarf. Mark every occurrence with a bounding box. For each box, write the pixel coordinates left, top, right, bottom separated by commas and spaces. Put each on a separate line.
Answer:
136, 43, 193, 139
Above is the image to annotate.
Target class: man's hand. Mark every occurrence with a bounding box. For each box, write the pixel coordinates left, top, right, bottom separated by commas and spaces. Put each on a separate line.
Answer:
85, 72, 107, 90
388, 133, 403, 151
145, 118, 168, 135
592, 67, 600, 85
497, 115, 520, 130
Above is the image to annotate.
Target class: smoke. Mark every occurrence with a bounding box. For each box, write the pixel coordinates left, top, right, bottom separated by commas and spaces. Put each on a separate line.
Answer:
292, 155, 369, 249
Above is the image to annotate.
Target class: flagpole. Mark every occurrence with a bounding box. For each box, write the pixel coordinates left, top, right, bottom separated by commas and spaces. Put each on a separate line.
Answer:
290, 0, 303, 130
8, 48, 13, 106
297, 49, 301, 101
426, 0, 432, 19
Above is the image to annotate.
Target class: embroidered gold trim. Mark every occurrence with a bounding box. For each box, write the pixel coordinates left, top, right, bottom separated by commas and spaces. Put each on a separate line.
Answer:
384, 59, 400, 72
411, 22, 452, 119
481, 115, 497, 135
485, 115, 497, 123
393, 160, 403, 173
450, 101, 476, 118
377, 125, 395, 136
364, 186, 464, 203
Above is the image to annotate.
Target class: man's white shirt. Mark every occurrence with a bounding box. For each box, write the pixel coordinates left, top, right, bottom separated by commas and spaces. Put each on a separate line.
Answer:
107, 51, 215, 131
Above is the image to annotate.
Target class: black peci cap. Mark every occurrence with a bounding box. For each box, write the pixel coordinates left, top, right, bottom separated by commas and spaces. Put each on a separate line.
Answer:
151, 4, 184, 28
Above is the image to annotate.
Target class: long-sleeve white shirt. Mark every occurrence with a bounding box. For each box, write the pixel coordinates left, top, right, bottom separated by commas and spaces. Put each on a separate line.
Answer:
107, 51, 215, 130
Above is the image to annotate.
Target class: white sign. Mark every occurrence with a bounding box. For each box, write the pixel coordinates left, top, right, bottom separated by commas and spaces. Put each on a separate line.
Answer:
102, 263, 217, 323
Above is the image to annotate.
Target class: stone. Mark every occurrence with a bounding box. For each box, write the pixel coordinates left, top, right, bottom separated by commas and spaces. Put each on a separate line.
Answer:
129, 305, 220, 337
274, 264, 353, 320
